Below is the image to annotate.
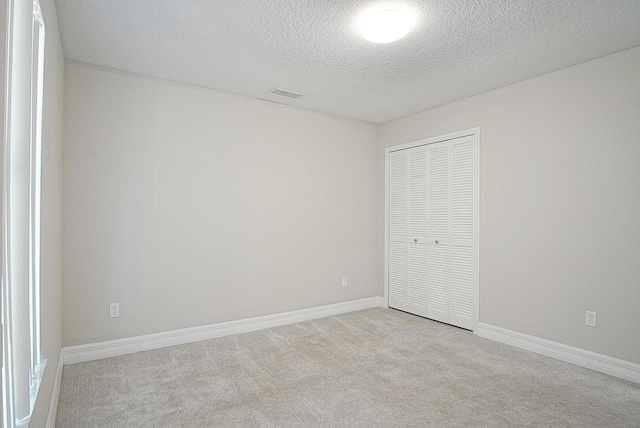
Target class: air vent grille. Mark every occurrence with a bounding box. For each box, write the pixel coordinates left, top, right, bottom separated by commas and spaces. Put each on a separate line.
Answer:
269, 87, 305, 99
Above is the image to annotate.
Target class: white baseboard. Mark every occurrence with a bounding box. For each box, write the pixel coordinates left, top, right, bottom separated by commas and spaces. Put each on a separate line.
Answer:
63, 296, 385, 365
45, 350, 64, 428
477, 323, 640, 384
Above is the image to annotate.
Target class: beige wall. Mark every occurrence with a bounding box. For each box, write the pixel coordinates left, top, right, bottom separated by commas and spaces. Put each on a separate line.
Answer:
63, 62, 379, 346
379, 46, 640, 364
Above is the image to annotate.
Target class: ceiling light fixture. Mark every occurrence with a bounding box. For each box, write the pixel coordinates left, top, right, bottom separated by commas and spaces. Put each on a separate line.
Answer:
360, 9, 411, 44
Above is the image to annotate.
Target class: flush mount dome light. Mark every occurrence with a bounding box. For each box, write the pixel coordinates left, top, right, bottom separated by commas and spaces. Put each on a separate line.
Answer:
360, 9, 411, 43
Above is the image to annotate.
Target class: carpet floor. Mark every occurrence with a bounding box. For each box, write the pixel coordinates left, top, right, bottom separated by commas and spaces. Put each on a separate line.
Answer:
56, 308, 640, 427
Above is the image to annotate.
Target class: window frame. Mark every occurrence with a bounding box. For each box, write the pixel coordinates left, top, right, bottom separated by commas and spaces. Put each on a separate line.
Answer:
2, 0, 46, 426
29, 0, 45, 385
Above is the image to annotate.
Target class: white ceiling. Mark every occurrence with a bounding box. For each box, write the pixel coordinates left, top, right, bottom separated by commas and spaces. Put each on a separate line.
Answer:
56, 0, 640, 124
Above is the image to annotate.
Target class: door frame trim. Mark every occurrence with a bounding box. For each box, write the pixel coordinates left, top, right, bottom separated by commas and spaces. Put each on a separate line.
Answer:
384, 128, 480, 333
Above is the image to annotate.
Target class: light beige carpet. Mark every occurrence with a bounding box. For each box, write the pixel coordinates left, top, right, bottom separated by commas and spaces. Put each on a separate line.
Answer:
56, 308, 640, 427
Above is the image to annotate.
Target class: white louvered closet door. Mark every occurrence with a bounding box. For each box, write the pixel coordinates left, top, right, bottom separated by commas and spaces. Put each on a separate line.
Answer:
388, 150, 408, 311
449, 137, 476, 330
425, 136, 476, 330
388, 146, 428, 316
407, 148, 427, 316
388, 133, 477, 331
426, 141, 450, 324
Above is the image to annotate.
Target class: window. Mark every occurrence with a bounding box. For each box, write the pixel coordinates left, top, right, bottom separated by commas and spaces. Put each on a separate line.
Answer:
2, 0, 46, 426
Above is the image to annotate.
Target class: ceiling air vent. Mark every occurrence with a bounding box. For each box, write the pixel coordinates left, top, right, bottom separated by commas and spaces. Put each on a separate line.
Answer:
269, 87, 305, 99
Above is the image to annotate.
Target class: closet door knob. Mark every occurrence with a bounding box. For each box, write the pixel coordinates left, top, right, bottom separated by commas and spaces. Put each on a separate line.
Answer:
414, 239, 418, 243
435, 240, 439, 244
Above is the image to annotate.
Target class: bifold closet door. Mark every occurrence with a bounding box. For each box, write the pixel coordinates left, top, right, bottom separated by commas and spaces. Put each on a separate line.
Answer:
425, 137, 476, 330
388, 147, 427, 316
388, 134, 476, 330
425, 141, 449, 323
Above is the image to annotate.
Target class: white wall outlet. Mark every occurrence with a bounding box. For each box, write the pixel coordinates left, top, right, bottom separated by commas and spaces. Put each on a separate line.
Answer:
342, 277, 348, 287
585, 311, 596, 327
110, 303, 120, 318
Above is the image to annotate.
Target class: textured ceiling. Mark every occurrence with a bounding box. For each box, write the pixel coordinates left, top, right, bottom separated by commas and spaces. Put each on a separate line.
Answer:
56, 0, 640, 124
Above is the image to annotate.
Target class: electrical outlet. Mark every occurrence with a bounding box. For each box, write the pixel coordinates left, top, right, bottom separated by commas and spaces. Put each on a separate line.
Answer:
110, 303, 120, 318
342, 277, 348, 287
585, 311, 596, 327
